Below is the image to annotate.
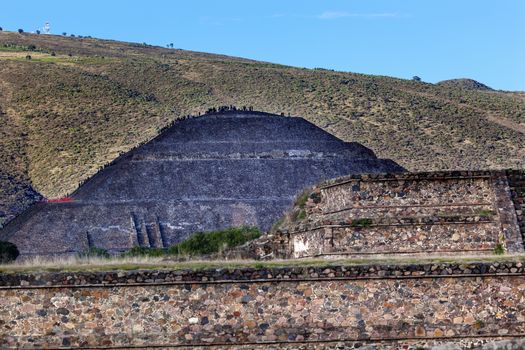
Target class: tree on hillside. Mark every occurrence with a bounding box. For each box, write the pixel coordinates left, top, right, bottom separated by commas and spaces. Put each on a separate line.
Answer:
36, 29, 41, 34
18, 28, 24, 34
0, 27, 3, 31
62, 32, 67, 36
169, 43, 174, 48
412, 76, 422, 82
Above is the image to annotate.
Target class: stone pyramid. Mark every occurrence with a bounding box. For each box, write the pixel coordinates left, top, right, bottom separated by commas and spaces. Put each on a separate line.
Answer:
0, 111, 404, 257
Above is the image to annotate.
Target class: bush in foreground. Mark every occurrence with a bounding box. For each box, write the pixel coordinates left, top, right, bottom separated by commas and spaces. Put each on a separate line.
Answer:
170, 226, 261, 256
125, 227, 261, 258
0, 241, 20, 263
494, 243, 505, 255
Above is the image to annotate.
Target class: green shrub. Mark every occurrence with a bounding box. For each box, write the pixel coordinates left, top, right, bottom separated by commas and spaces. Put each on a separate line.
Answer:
294, 189, 310, 209
167, 226, 261, 256
122, 227, 262, 258
296, 209, 307, 221
478, 209, 494, 217
254, 262, 266, 269
351, 218, 373, 227
0, 241, 20, 263
78, 247, 110, 259
493, 243, 505, 255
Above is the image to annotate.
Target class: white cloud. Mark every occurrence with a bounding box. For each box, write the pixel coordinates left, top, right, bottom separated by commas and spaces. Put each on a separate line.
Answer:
318, 11, 406, 20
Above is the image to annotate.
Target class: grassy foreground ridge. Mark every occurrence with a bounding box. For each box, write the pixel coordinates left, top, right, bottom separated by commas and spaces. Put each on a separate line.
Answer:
0, 31, 524, 226
1, 254, 524, 274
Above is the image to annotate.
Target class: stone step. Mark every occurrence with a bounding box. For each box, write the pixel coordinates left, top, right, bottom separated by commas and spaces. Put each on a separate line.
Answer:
74, 158, 401, 201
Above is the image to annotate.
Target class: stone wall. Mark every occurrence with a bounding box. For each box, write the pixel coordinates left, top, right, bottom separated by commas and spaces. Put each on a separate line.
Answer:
263, 171, 524, 259
1, 261, 525, 349
508, 170, 525, 241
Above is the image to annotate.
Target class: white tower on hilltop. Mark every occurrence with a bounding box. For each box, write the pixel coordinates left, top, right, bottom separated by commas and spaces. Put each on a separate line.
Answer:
43, 22, 50, 34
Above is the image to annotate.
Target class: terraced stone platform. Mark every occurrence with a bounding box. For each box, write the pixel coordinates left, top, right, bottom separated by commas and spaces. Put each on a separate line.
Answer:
234, 170, 525, 260
0, 111, 404, 257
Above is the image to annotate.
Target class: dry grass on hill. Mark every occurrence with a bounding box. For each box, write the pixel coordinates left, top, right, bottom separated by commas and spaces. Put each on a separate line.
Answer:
0, 31, 524, 226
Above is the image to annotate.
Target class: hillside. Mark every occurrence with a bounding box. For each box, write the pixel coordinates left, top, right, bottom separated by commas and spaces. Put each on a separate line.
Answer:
437, 78, 494, 91
0, 31, 524, 226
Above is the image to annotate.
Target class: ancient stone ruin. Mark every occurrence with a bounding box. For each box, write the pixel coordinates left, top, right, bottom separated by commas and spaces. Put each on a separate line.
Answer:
3, 261, 525, 349
1, 110, 525, 348
228, 170, 525, 260
0, 111, 404, 258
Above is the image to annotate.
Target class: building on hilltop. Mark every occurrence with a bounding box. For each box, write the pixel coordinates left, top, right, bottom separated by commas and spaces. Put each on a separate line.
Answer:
0, 111, 404, 258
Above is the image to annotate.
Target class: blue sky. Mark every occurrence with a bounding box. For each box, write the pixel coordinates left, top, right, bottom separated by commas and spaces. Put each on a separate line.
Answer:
1, 0, 524, 91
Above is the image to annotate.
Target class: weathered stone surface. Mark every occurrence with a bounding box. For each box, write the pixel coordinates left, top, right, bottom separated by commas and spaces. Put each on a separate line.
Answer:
75, 339, 522, 349
247, 170, 524, 259
1, 261, 523, 287
0, 112, 403, 258
0, 173, 42, 230
508, 170, 525, 244
1, 263, 525, 348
